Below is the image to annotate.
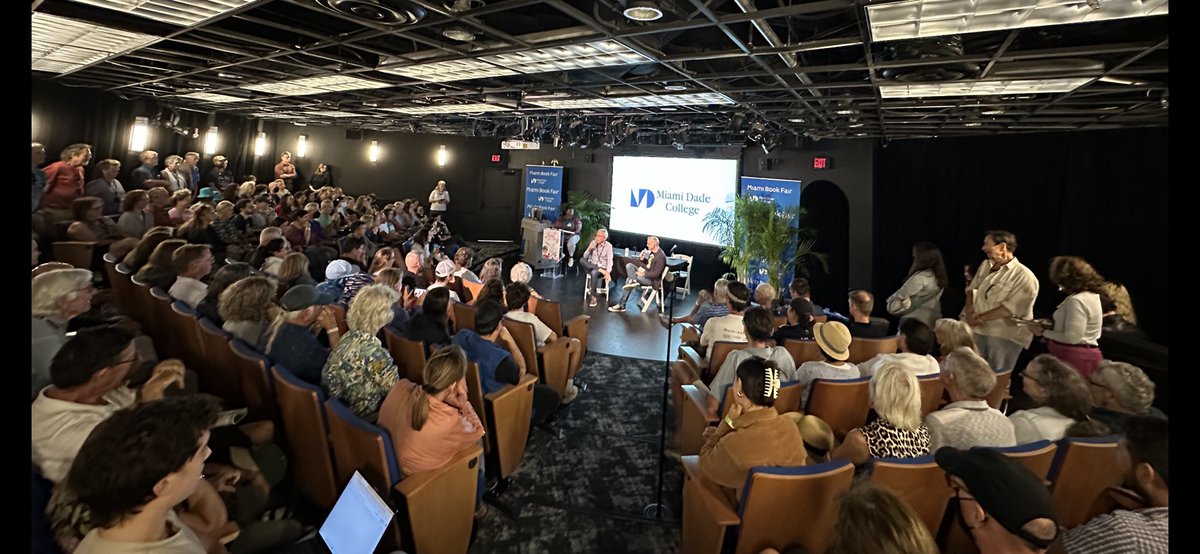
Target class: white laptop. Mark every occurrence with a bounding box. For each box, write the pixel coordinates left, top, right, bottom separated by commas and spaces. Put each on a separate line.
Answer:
292, 471, 395, 554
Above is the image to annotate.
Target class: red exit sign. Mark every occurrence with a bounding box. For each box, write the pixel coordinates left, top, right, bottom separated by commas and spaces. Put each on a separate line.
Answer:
491, 154, 502, 163
813, 156, 831, 169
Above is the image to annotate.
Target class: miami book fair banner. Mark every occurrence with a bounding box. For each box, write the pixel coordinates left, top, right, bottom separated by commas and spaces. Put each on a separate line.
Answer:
524, 165, 564, 222
742, 176, 802, 292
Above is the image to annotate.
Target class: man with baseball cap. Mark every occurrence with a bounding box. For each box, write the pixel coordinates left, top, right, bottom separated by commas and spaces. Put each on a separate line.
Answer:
265, 285, 341, 385
427, 259, 461, 302
936, 446, 1059, 553
204, 155, 234, 190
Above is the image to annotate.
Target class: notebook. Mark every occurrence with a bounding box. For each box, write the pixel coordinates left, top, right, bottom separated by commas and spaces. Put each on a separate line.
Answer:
290, 471, 395, 554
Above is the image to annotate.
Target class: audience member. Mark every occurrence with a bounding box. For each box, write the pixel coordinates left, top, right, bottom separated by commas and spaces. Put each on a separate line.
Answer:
265, 285, 341, 386
122, 227, 174, 272
452, 300, 560, 425
128, 149, 159, 190
405, 287, 454, 350
886, 241, 947, 329
936, 446, 1060, 553
323, 284, 401, 418
31, 268, 97, 398
254, 238, 290, 276
146, 186, 172, 227
698, 280, 751, 358
771, 297, 815, 343
1008, 354, 1100, 444
83, 158, 125, 216
1087, 360, 1165, 434
964, 230, 1039, 372
794, 321, 860, 395
453, 247, 480, 283
509, 261, 543, 299
925, 347, 1016, 451
429, 260, 463, 303
753, 282, 777, 311
168, 244, 213, 309
707, 306, 796, 411
167, 189, 194, 225
135, 237, 186, 290
788, 277, 824, 315
40, 143, 93, 224
826, 481, 938, 554
1060, 416, 1167, 554
478, 257, 503, 283
671, 278, 730, 329
160, 154, 188, 192
846, 289, 888, 338
1030, 256, 1105, 378
116, 190, 154, 239
67, 196, 139, 260
698, 357, 806, 502
934, 318, 979, 359
196, 262, 253, 325
278, 251, 317, 290
831, 364, 930, 465
473, 278, 505, 306
857, 318, 940, 377
218, 275, 277, 347
505, 282, 582, 402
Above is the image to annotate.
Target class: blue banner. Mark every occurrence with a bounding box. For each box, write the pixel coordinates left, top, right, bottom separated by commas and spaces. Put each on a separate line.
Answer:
742, 176, 802, 293
524, 165, 563, 222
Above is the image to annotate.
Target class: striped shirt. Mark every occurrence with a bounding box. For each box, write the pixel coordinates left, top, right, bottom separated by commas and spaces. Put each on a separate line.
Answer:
1062, 507, 1168, 554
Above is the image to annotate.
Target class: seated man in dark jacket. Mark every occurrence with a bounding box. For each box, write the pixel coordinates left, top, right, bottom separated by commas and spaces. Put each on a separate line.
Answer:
609, 235, 667, 313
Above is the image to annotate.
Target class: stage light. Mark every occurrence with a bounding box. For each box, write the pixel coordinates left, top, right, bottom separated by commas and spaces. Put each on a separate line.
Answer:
296, 134, 308, 158
203, 126, 219, 155
129, 116, 149, 152
369, 140, 380, 163
624, 0, 663, 21
254, 132, 267, 157
437, 145, 448, 167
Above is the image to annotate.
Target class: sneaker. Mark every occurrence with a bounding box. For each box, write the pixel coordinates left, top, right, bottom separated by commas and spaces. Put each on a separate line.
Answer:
608, 304, 626, 313
562, 383, 579, 404
589, 297, 598, 308
622, 280, 639, 290
567, 258, 574, 268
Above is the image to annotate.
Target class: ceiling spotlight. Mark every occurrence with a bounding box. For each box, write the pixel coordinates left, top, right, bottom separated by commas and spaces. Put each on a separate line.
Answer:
442, 25, 476, 41
746, 121, 766, 142
623, 0, 663, 21
761, 134, 782, 155
662, 83, 688, 91
445, 0, 484, 12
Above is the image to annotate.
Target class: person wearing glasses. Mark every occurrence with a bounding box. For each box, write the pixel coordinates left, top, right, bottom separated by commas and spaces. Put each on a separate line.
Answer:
963, 230, 1039, 372
1008, 354, 1103, 444
936, 446, 1060, 553
1087, 361, 1166, 434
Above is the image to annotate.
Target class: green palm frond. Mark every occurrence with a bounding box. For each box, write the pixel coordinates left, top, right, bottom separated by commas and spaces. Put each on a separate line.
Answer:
703, 194, 828, 289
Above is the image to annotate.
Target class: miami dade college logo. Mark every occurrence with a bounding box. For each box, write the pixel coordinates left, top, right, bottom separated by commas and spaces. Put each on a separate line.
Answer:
631, 188, 655, 208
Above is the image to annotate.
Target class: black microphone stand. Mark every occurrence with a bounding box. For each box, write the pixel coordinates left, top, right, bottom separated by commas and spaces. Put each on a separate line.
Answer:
643, 270, 676, 521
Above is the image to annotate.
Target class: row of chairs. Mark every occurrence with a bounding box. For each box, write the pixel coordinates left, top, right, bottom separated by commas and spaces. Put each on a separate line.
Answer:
682, 434, 1125, 554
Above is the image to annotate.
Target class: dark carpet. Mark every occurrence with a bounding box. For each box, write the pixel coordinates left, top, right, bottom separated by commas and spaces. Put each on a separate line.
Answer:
469, 352, 682, 553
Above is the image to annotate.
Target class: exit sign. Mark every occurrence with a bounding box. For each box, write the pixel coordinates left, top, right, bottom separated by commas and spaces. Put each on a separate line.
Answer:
491, 154, 502, 163
813, 156, 831, 169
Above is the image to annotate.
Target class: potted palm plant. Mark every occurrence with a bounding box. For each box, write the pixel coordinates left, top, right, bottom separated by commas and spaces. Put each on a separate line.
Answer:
567, 190, 611, 242
703, 195, 827, 291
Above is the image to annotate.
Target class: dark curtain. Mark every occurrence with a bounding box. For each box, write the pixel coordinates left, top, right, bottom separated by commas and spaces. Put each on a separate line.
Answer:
872, 128, 1168, 345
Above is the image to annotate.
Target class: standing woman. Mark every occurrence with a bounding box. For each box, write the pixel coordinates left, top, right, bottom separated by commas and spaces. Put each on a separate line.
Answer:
83, 159, 125, 216
428, 180, 450, 216
886, 242, 947, 329
160, 155, 188, 193
1030, 256, 1105, 378
309, 163, 333, 190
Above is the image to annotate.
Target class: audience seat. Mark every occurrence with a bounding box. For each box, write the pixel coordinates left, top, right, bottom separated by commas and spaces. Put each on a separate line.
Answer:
783, 339, 823, 366
917, 374, 945, 418
450, 301, 476, 333
678, 341, 747, 383
985, 368, 1013, 412
324, 398, 481, 554
196, 318, 247, 407
846, 335, 898, 364
534, 297, 591, 358
32, 465, 61, 554
383, 328, 428, 385
148, 287, 185, 360
271, 365, 339, 510
774, 381, 804, 414
503, 319, 571, 397
463, 361, 536, 478
812, 315, 828, 324
228, 339, 279, 423
461, 279, 483, 301
870, 455, 952, 537
102, 253, 128, 312
126, 274, 155, 328
682, 457, 854, 554
1048, 435, 1123, 529
995, 440, 1058, 481
805, 376, 872, 440
168, 301, 209, 372
51, 241, 95, 270
678, 380, 805, 456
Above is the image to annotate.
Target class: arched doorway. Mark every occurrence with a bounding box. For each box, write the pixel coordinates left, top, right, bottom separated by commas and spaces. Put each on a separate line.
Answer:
799, 180, 850, 309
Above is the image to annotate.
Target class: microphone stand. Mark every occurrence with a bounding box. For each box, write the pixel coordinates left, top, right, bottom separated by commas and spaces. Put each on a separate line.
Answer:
643, 270, 676, 521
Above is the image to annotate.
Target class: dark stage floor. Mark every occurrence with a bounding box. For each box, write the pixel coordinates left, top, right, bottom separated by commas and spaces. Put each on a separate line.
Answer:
526, 268, 698, 362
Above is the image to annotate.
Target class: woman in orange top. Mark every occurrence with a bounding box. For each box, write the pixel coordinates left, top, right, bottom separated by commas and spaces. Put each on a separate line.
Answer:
377, 344, 486, 506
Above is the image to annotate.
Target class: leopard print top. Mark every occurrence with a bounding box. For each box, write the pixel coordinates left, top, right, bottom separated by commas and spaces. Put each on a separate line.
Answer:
861, 417, 931, 459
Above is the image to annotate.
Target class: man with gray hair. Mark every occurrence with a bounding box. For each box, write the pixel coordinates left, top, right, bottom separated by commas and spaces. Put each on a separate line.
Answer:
609, 235, 666, 313
924, 347, 1016, 451
129, 149, 159, 190
32, 268, 96, 398
579, 228, 613, 308
964, 230, 1039, 371
1088, 360, 1166, 434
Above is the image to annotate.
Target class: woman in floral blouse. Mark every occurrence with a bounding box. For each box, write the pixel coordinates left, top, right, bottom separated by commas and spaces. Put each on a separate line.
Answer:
322, 284, 401, 418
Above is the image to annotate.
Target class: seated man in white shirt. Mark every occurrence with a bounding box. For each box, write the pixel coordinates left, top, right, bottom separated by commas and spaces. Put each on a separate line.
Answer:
924, 347, 1016, 451
698, 280, 752, 359
32, 325, 187, 484
858, 318, 941, 378
426, 259, 461, 303
168, 244, 213, 309
795, 321, 861, 408
503, 282, 582, 401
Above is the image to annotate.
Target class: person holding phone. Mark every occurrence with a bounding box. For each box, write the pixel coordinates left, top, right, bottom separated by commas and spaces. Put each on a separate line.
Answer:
963, 230, 1039, 372
264, 285, 342, 386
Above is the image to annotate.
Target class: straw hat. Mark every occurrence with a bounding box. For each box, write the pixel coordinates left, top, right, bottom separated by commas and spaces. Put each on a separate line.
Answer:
813, 321, 852, 361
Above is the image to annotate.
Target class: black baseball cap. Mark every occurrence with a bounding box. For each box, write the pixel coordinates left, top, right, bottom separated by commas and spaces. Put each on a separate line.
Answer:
935, 447, 1059, 548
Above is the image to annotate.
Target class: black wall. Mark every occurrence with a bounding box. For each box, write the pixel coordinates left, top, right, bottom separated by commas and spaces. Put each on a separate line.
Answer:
872, 128, 1169, 344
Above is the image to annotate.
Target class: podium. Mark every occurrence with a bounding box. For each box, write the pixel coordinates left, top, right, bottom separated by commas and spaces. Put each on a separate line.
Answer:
520, 218, 558, 271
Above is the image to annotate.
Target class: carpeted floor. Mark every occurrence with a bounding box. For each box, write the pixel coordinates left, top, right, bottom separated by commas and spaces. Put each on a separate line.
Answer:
469, 352, 682, 553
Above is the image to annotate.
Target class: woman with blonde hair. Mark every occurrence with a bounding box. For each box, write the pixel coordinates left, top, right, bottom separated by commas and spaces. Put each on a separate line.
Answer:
277, 251, 316, 289
934, 318, 978, 360
133, 238, 186, 290
122, 226, 174, 271
369, 247, 401, 275
217, 275, 278, 346
167, 189, 193, 224
1030, 256, 1106, 378
827, 481, 938, 554
177, 203, 227, 260
478, 257, 503, 284
831, 363, 930, 465
322, 284, 401, 417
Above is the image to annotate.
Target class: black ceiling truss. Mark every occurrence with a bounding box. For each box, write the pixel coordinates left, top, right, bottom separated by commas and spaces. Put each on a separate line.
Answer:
34, 0, 1168, 143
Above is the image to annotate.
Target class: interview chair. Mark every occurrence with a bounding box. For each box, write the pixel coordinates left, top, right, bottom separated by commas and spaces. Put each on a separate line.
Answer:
324, 398, 482, 554
682, 457, 854, 554
272, 365, 339, 510
463, 361, 537, 478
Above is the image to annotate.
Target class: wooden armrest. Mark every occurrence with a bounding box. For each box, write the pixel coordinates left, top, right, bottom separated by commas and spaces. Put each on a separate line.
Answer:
678, 345, 703, 374
393, 443, 483, 554
681, 456, 740, 525
484, 373, 536, 477
536, 340, 571, 394
680, 385, 718, 456
564, 314, 590, 334
393, 444, 484, 497
682, 385, 717, 422
485, 373, 538, 403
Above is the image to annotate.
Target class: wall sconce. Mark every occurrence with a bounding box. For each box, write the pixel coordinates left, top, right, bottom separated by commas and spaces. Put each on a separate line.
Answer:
254, 132, 267, 157
297, 134, 308, 158
129, 116, 149, 152
437, 144, 448, 167
369, 140, 380, 163
203, 126, 219, 155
